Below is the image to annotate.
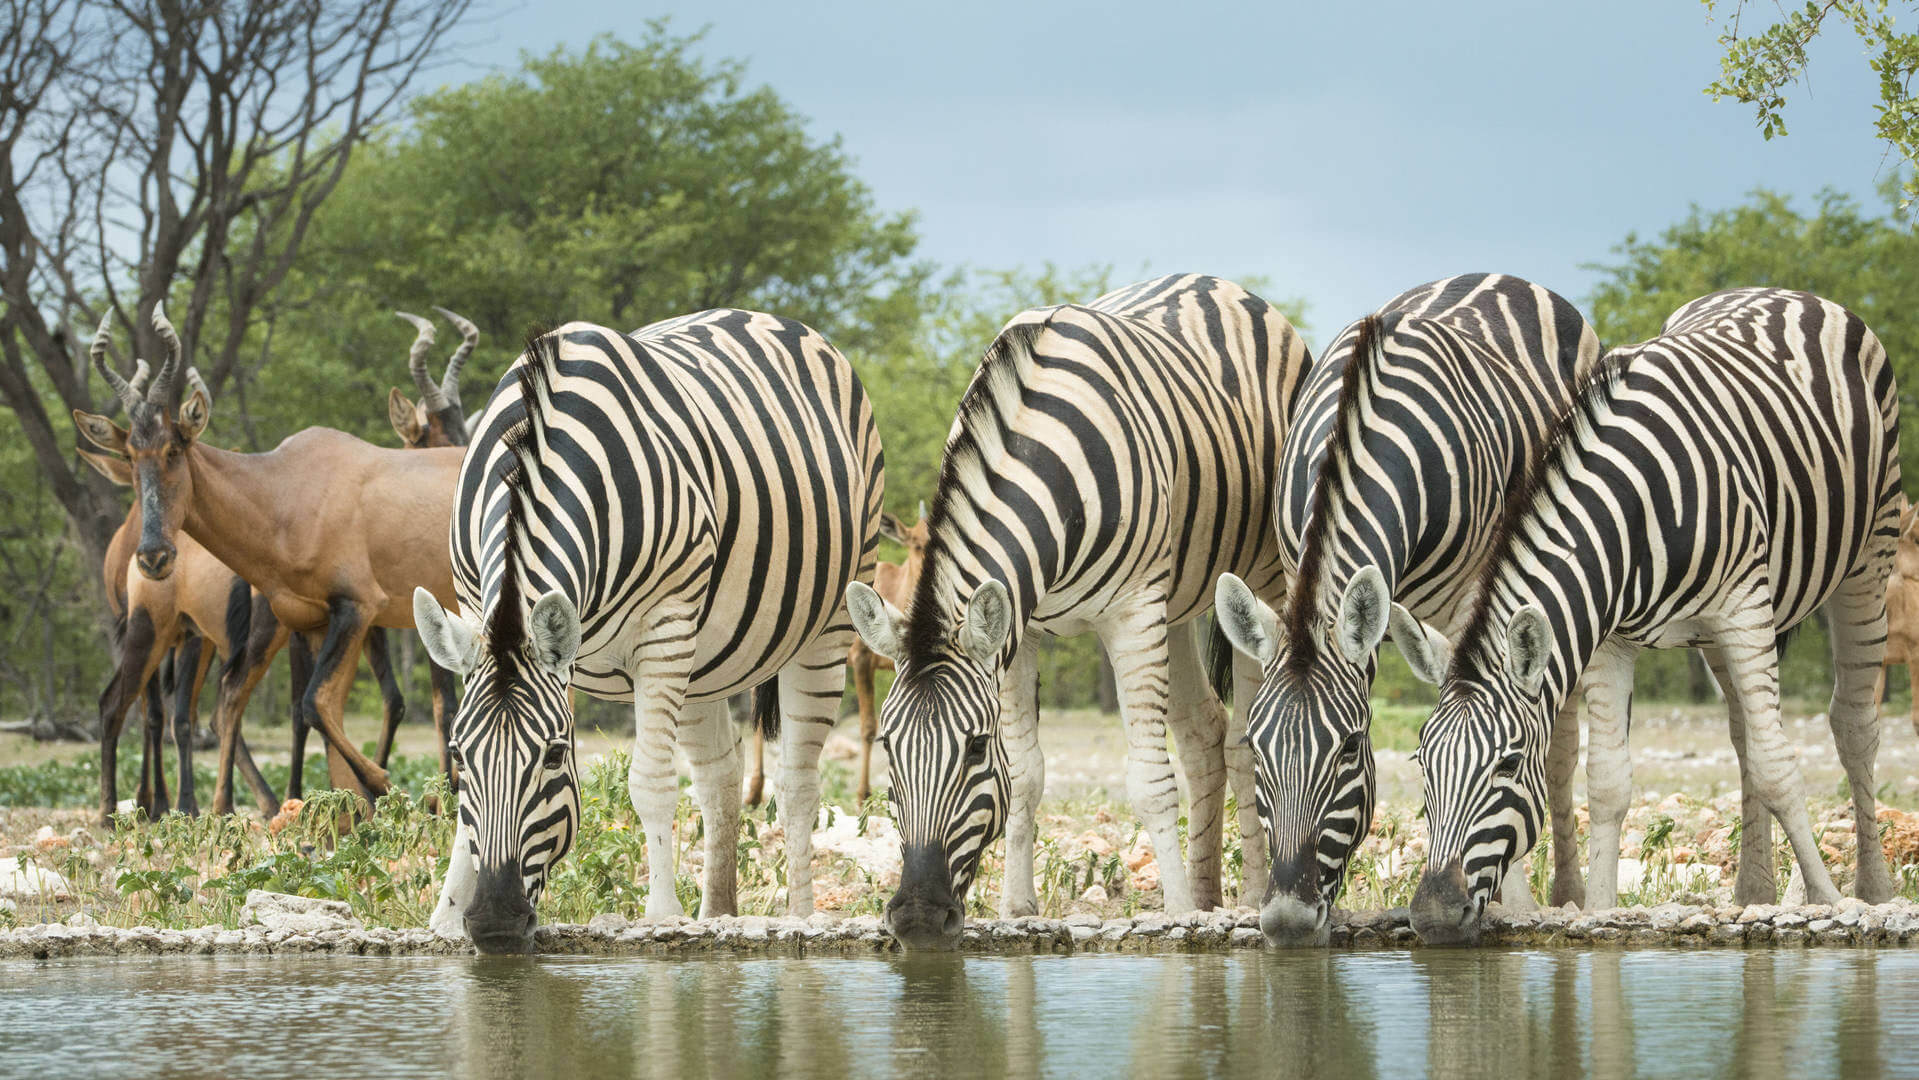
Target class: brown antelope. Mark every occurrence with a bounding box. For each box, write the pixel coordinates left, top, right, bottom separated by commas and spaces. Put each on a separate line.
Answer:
1878, 495, 1919, 738
72, 305, 463, 812
389, 306, 479, 450
744, 503, 929, 807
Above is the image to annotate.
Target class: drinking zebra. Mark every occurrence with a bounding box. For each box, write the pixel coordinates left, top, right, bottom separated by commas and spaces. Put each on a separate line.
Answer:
1410, 288, 1899, 944
846, 274, 1311, 948
1213, 273, 1601, 945
414, 310, 884, 952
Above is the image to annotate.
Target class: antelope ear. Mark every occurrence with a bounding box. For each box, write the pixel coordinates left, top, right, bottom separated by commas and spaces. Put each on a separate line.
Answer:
72, 410, 128, 457
389, 388, 423, 446
1214, 573, 1278, 666
177, 389, 210, 443
76, 443, 134, 486
878, 512, 907, 545
528, 590, 581, 677
961, 579, 1012, 668
846, 580, 904, 660
414, 587, 479, 676
1388, 603, 1452, 685
1504, 604, 1552, 695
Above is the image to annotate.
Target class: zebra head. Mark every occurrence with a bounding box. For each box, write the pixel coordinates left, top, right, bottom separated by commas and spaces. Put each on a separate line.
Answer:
414, 585, 582, 954
846, 578, 1014, 951
1411, 604, 1554, 946
1216, 569, 1450, 946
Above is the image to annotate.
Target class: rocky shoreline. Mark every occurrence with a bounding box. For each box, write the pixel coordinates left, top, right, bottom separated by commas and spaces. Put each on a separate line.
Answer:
4, 891, 1919, 958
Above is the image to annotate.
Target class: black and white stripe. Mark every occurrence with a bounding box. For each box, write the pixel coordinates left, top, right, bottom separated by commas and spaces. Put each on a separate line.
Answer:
1214, 274, 1600, 944
417, 310, 883, 950
1410, 288, 1900, 944
847, 274, 1310, 947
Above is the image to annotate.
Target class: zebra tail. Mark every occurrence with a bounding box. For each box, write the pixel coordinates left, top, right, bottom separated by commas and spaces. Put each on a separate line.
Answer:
1206, 615, 1234, 706
753, 677, 781, 740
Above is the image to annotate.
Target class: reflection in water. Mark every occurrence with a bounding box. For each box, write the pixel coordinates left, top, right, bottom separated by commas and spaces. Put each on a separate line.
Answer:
5, 949, 1919, 1079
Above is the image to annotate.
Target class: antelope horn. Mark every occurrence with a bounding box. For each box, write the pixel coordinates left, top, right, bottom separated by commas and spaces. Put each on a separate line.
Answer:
148, 301, 182, 405
127, 359, 152, 398
395, 311, 449, 412
186, 366, 211, 406
432, 305, 478, 407
90, 311, 142, 415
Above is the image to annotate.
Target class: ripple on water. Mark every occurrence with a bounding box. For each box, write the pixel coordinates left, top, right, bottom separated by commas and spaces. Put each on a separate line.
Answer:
3, 949, 1919, 1079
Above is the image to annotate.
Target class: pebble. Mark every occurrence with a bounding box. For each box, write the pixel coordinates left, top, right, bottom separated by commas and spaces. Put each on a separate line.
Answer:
4, 899, 1919, 957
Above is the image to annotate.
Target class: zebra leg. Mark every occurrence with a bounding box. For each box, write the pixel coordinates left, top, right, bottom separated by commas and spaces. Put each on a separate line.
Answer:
1166, 618, 1228, 911
1498, 861, 1538, 913
1099, 603, 1197, 913
1229, 647, 1267, 908
1545, 691, 1585, 908
429, 818, 478, 939
628, 623, 695, 919
1822, 564, 1895, 903
1580, 639, 1638, 910
680, 697, 743, 918
774, 637, 851, 917
1702, 647, 1776, 905
998, 637, 1043, 919
1715, 618, 1843, 905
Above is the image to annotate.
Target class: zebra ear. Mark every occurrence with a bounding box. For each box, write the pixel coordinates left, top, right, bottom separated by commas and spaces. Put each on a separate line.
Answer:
1388, 603, 1452, 685
1214, 573, 1278, 666
529, 590, 581, 677
846, 581, 904, 661
414, 587, 479, 676
1504, 605, 1552, 695
1335, 566, 1391, 665
962, 580, 1012, 668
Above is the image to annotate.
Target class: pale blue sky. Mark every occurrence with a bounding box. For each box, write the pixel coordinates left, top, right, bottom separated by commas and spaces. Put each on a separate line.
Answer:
438, 0, 1897, 346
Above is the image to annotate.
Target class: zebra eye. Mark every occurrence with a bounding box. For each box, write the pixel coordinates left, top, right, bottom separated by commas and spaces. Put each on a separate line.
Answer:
1338, 733, 1364, 761
964, 734, 990, 765
542, 741, 570, 771
446, 743, 465, 770
1493, 751, 1523, 779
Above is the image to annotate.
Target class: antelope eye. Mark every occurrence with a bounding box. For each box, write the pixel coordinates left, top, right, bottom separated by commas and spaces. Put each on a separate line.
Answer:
964, 734, 991, 764
543, 742, 570, 771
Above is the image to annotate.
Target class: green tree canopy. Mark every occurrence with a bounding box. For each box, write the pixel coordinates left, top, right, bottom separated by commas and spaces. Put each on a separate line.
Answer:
238, 23, 929, 447
1704, 1, 1919, 206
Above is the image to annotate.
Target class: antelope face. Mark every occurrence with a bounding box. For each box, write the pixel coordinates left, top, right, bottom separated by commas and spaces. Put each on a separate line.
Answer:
71, 307, 209, 582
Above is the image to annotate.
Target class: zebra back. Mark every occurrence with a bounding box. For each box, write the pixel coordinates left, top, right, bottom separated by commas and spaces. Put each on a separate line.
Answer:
452, 309, 884, 704
1276, 273, 1601, 632
906, 273, 1310, 664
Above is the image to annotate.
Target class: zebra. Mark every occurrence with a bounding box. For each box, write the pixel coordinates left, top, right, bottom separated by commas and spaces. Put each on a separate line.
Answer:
1409, 288, 1899, 944
1212, 273, 1601, 945
413, 310, 884, 952
845, 274, 1311, 948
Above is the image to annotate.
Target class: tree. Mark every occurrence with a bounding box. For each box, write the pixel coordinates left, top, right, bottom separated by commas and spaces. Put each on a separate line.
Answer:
255, 26, 929, 446
1703, 1, 1919, 205
0, 0, 469, 581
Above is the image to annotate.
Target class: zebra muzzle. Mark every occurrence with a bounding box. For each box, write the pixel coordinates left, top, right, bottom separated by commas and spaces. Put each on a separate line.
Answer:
1410, 860, 1482, 946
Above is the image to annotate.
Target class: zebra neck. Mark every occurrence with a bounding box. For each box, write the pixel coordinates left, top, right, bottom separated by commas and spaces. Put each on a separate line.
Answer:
917, 539, 1038, 659
1468, 552, 1619, 726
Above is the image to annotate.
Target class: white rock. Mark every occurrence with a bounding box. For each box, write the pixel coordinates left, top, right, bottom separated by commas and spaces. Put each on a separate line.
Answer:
811, 807, 902, 880
0, 857, 72, 899
240, 890, 361, 934
1080, 884, 1109, 904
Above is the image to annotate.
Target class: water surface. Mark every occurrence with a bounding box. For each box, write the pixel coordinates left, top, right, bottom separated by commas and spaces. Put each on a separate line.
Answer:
3, 948, 1916, 1078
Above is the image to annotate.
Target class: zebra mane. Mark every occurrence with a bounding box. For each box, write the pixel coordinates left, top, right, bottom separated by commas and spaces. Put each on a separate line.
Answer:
1452, 348, 1634, 671
902, 321, 1046, 665
487, 328, 560, 658
1282, 314, 1384, 672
